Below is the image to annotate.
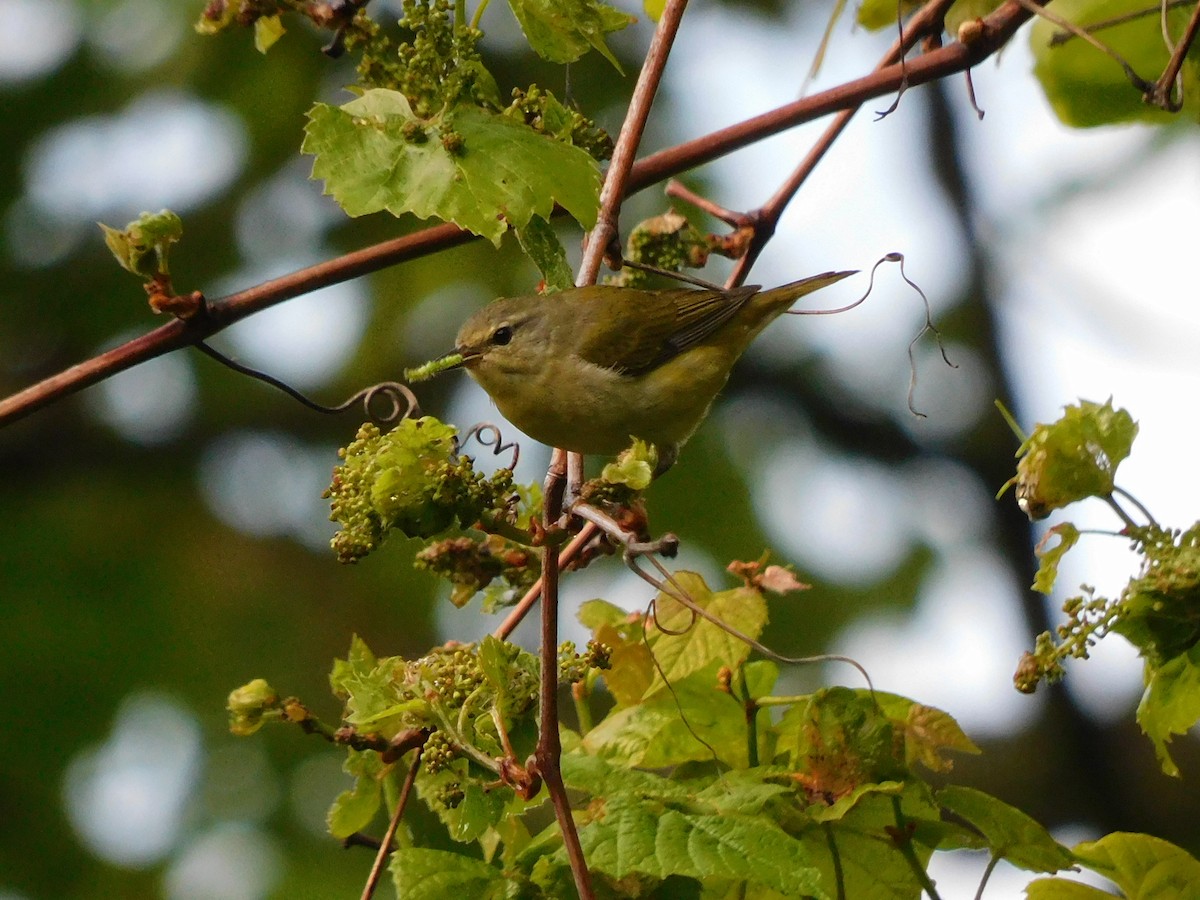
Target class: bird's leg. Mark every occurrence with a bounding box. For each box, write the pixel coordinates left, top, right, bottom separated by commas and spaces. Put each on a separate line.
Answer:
563, 451, 586, 511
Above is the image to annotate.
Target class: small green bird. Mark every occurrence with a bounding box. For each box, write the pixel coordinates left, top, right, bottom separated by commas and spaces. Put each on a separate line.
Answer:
435, 271, 855, 472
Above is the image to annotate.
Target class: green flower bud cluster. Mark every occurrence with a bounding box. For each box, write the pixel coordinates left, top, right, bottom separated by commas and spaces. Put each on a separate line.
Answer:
1015, 523, 1200, 693
415, 533, 540, 609
350, 0, 497, 116
557, 640, 613, 684
433, 780, 465, 809
411, 639, 538, 758
323, 418, 516, 563
421, 729, 459, 774
505, 85, 614, 161
421, 644, 487, 706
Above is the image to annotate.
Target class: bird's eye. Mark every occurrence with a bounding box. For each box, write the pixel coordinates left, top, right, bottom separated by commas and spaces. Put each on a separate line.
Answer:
492, 325, 513, 346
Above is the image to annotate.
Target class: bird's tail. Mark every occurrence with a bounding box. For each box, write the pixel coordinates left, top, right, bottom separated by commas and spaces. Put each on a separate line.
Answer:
737, 269, 858, 342
757, 270, 858, 309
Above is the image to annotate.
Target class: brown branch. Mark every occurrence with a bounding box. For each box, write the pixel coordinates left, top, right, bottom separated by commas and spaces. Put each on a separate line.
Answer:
361, 740, 425, 900
533, 7, 692, 896
577, 0, 689, 285
0, 0, 1036, 430
1146, 0, 1200, 109
492, 523, 600, 641
728, 0, 990, 285
533, 450, 595, 899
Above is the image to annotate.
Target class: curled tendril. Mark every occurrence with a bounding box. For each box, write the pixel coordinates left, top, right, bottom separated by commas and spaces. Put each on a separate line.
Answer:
195, 341, 421, 426
785, 251, 955, 418
457, 423, 521, 470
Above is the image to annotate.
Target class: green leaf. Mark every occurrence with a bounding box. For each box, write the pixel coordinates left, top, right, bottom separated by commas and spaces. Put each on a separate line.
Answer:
1136, 643, 1200, 777
253, 14, 285, 53
330, 634, 378, 698
561, 750, 694, 801
644, 571, 768, 699
1025, 878, 1116, 898
643, 0, 666, 21
1033, 523, 1081, 594
600, 439, 658, 492
390, 848, 506, 899
1031, 0, 1200, 127
514, 215, 574, 293
1072, 831, 1200, 897
937, 785, 1074, 872
326, 749, 384, 838
856, 0, 922, 30
576, 794, 827, 897
583, 677, 749, 767
415, 766, 511, 843
796, 788, 937, 898
775, 688, 907, 801
742, 660, 780, 700
577, 598, 631, 631
691, 769, 793, 815
304, 90, 601, 245
506, 0, 635, 71
873, 692, 981, 772
99, 208, 183, 277
1006, 399, 1137, 520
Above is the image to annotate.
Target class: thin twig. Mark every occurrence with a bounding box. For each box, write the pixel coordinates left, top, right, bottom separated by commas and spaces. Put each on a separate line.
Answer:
973, 853, 1001, 900
1013, 0, 1156, 92
824, 822, 847, 900
1047, 0, 1194, 45
576, 0, 690, 285
361, 741, 425, 900
890, 796, 943, 900
491, 523, 600, 641
729, 0, 963, 287
1112, 485, 1160, 529
1147, 0, 1200, 109
1103, 494, 1140, 532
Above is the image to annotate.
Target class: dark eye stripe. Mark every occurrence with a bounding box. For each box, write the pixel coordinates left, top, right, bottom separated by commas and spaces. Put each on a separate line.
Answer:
492, 325, 513, 346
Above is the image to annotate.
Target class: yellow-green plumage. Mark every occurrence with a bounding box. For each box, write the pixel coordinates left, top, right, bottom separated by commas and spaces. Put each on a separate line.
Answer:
447, 271, 855, 471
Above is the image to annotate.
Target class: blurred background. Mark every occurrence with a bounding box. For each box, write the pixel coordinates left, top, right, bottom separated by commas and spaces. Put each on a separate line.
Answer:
1, 0, 1197, 896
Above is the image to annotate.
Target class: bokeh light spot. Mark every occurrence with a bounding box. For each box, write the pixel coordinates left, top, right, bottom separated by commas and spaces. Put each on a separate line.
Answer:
24, 90, 247, 222
63, 692, 202, 868
0, 0, 81, 83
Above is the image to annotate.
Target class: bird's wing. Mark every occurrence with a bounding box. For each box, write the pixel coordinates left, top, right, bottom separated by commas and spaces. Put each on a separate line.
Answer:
578, 286, 760, 376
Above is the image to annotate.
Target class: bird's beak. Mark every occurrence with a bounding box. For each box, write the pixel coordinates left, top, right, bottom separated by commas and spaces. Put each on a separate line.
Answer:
447, 345, 481, 369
